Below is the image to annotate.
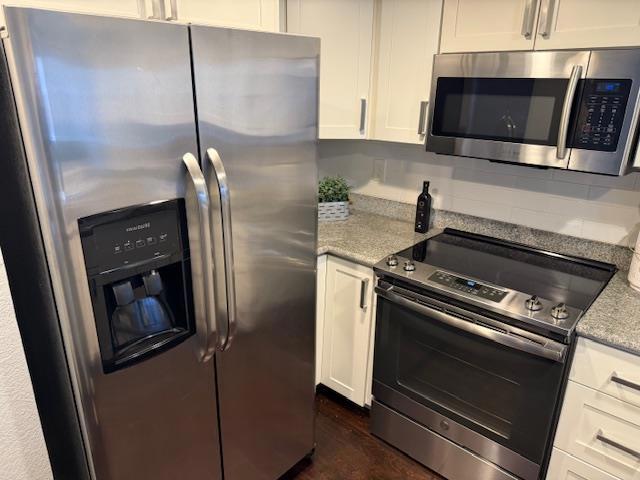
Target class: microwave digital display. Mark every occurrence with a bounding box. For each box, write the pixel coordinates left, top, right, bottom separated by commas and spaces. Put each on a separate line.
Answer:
595, 81, 623, 94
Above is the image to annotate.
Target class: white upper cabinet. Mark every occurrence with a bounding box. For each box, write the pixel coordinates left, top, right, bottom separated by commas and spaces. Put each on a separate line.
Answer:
534, 0, 640, 50
175, 0, 282, 31
440, 0, 539, 53
370, 0, 442, 144
0, 0, 141, 29
287, 0, 374, 139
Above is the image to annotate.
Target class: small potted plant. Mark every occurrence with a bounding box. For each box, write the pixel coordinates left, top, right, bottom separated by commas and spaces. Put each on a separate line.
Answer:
318, 176, 350, 221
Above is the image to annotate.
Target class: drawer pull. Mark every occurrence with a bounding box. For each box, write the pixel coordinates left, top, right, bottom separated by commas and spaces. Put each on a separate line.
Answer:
596, 430, 640, 459
611, 374, 640, 392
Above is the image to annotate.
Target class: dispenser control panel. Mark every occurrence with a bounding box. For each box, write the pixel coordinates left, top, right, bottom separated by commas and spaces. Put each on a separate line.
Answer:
79, 201, 183, 274
572, 79, 631, 152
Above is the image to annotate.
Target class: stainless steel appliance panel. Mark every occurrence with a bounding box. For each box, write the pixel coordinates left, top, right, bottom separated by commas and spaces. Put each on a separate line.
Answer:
427, 50, 590, 168
371, 401, 518, 480
569, 49, 640, 175
190, 26, 319, 480
3, 9, 222, 479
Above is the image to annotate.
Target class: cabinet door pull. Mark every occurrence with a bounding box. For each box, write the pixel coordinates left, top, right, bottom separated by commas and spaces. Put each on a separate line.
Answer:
417, 100, 429, 136
611, 374, 640, 392
359, 278, 370, 310
150, 0, 166, 19
596, 430, 640, 459
538, 0, 556, 39
359, 98, 367, 135
521, 0, 536, 39
166, 0, 178, 20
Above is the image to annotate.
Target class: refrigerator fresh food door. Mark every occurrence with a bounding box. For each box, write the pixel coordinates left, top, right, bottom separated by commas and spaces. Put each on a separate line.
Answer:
190, 25, 320, 480
3, 8, 222, 480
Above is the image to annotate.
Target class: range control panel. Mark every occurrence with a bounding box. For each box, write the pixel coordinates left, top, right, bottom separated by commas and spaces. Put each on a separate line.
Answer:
429, 271, 508, 303
572, 79, 631, 152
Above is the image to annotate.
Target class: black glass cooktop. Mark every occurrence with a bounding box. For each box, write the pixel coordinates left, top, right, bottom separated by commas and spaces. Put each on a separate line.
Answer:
396, 229, 616, 311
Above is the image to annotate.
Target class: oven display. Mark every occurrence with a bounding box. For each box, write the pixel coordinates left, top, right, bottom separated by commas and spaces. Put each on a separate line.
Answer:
429, 271, 507, 303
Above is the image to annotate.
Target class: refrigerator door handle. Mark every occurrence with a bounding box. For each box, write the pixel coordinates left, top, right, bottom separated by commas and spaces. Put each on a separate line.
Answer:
205, 147, 237, 352
183, 152, 217, 362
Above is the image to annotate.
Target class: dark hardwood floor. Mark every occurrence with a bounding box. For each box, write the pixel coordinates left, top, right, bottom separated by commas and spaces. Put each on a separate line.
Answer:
283, 388, 444, 480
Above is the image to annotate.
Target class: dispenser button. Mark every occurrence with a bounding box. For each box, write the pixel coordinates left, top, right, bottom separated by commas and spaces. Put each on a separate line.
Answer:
114, 245, 123, 254
159, 233, 168, 242
135, 239, 146, 248
124, 241, 134, 251
146, 236, 157, 246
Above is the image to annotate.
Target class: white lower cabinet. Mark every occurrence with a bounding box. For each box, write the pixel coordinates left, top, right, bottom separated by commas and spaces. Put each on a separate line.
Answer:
549, 338, 640, 480
547, 448, 621, 480
316, 255, 375, 407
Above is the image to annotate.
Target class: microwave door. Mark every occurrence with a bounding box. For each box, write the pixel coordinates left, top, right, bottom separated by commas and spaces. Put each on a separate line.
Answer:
568, 49, 640, 176
427, 51, 590, 169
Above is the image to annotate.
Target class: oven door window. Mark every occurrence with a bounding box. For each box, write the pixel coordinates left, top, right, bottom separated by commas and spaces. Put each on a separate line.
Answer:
432, 77, 568, 146
373, 296, 565, 464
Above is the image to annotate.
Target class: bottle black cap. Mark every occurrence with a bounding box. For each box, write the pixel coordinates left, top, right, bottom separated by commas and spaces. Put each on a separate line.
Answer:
423, 181, 430, 191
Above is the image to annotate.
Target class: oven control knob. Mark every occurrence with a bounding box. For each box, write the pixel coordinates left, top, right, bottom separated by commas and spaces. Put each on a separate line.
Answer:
386, 255, 399, 267
551, 303, 570, 320
525, 295, 543, 311
403, 260, 416, 272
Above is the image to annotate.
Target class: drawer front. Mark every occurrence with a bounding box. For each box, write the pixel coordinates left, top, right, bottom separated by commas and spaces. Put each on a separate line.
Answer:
572, 338, 640, 408
555, 381, 640, 479
547, 448, 621, 480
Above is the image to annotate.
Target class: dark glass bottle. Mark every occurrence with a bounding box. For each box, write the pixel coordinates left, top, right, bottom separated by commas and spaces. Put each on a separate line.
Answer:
414, 181, 431, 233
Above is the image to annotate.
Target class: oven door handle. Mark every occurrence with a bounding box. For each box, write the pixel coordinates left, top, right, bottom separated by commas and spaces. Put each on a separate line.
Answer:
376, 286, 567, 363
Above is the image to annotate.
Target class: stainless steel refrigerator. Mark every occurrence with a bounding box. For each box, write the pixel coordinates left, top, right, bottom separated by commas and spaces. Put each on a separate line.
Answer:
0, 7, 318, 480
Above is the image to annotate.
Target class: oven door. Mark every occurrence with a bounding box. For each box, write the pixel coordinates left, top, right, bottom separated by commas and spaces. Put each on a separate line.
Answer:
426, 50, 590, 168
373, 282, 568, 477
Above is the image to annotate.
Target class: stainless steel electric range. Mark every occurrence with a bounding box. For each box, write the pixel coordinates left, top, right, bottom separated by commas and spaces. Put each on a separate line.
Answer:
370, 228, 616, 480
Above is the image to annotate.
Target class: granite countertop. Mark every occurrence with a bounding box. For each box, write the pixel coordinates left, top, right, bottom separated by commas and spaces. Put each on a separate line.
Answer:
317, 209, 426, 267
577, 271, 640, 356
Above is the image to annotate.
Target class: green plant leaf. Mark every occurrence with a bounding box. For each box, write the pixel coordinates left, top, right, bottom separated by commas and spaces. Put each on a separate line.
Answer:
318, 175, 350, 203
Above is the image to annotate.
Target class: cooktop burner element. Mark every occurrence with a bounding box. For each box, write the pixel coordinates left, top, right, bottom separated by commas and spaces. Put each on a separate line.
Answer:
374, 228, 616, 341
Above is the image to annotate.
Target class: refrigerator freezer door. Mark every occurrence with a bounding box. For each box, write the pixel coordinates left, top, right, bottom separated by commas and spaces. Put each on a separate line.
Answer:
191, 25, 320, 480
3, 8, 222, 480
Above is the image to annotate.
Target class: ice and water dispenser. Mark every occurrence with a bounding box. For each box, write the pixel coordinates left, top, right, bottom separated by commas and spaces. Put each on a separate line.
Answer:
79, 199, 194, 373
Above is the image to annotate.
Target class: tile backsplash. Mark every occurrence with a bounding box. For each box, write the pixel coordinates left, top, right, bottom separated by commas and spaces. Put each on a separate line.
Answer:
318, 140, 640, 247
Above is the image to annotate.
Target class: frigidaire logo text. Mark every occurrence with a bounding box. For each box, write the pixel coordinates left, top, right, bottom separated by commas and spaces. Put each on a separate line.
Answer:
125, 222, 151, 232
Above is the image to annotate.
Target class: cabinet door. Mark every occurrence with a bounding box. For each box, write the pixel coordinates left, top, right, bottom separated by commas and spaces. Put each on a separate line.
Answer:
370, 0, 441, 144
547, 448, 621, 480
534, 0, 640, 50
0, 0, 141, 28
321, 256, 374, 406
287, 0, 374, 139
440, 0, 539, 53
176, 0, 281, 31
555, 381, 640, 480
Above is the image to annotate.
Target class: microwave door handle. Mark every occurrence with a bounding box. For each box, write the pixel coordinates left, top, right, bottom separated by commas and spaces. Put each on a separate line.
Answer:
205, 147, 237, 352
556, 65, 582, 160
183, 152, 217, 362
375, 285, 567, 363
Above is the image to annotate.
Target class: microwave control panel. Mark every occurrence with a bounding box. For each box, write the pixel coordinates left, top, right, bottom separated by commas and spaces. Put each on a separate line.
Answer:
572, 79, 631, 152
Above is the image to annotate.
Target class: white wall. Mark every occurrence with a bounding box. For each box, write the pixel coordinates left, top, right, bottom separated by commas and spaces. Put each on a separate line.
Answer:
0, 250, 53, 480
319, 140, 640, 246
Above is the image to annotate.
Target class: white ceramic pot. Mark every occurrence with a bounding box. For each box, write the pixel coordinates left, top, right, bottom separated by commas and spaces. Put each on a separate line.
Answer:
318, 201, 349, 222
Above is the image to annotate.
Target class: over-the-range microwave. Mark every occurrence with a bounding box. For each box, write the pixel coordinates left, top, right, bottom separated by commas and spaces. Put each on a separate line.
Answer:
426, 49, 640, 176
